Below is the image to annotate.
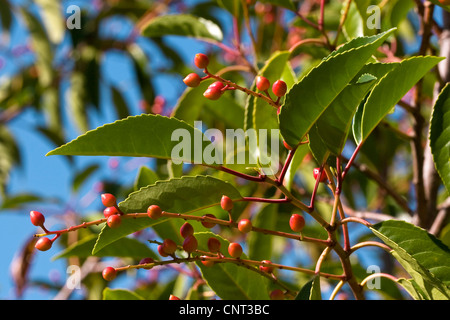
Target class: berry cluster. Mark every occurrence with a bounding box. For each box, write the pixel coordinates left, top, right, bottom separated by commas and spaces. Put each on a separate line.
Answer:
183, 53, 287, 108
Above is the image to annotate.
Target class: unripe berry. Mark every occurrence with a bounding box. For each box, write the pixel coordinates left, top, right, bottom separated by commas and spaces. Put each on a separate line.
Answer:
201, 256, 215, 267
237, 219, 252, 233
256, 76, 270, 91
158, 244, 169, 257
270, 289, 284, 300
102, 267, 117, 281
289, 213, 305, 232
313, 167, 327, 182
194, 53, 209, 69
183, 73, 201, 87
103, 206, 118, 218
169, 294, 181, 300
182, 235, 198, 253
30, 211, 45, 227
259, 260, 274, 273
272, 80, 287, 97
35, 237, 52, 251
228, 242, 243, 258
107, 214, 122, 228
101, 193, 117, 207
201, 214, 217, 228
162, 239, 177, 255
180, 222, 194, 238
147, 205, 162, 220
207, 237, 221, 253
203, 87, 222, 100
220, 195, 233, 211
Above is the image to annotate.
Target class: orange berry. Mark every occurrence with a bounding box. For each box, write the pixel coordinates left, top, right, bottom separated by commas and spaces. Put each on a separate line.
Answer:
289, 213, 305, 232
35, 237, 52, 251
228, 242, 243, 258
147, 205, 162, 220
194, 53, 209, 69
102, 267, 117, 281
237, 219, 252, 233
272, 80, 287, 97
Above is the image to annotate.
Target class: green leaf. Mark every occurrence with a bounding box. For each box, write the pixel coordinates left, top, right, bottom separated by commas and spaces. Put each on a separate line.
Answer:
67, 71, 89, 134
259, 0, 296, 11
34, 0, 65, 43
429, 83, 450, 195
370, 220, 450, 299
295, 276, 322, 300
279, 29, 395, 146
247, 204, 278, 261
141, 14, 223, 41
92, 175, 242, 254
71, 164, 100, 193
103, 288, 145, 300
194, 232, 271, 300
111, 86, 130, 119
46, 114, 212, 165
357, 56, 444, 144
134, 166, 159, 191
52, 234, 157, 260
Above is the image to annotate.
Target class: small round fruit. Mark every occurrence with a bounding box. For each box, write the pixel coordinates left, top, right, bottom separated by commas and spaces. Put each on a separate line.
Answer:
313, 167, 327, 182
259, 260, 274, 273
169, 294, 181, 300
289, 213, 305, 232
182, 235, 198, 253
107, 214, 122, 228
157, 244, 169, 257
147, 205, 162, 220
194, 53, 209, 69
203, 87, 222, 100
183, 73, 201, 87
35, 237, 52, 251
237, 219, 252, 233
207, 237, 221, 253
180, 222, 194, 238
139, 257, 155, 265
201, 256, 215, 267
256, 76, 270, 91
201, 214, 217, 228
220, 195, 233, 211
101, 193, 117, 207
102, 267, 117, 281
30, 211, 45, 227
270, 289, 284, 300
228, 242, 243, 258
272, 80, 287, 97
103, 206, 118, 218
208, 81, 225, 90
162, 239, 178, 255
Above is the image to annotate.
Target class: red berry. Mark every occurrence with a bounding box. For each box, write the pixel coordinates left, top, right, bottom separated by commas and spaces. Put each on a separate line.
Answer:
180, 222, 194, 238
238, 219, 252, 233
270, 289, 284, 300
220, 195, 233, 211
289, 213, 305, 232
201, 214, 217, 228
201, 256, 215, 267
207, 237, 221, 253
272, 80, 287, 97
147, 205, 162, 220
162, 239, 177, 255
102, 267, 117, 281
103, 206, 118, 218
30, 211, 45, 227
259, 260, 274, 273
208, 81, 225, 90
183, 73, 201, 87
283, 140, 293, 150
194, 53, 209, 69
35, 237, 52, 251
158, 244, 169, 257
228, 242, 243, 258
182, 235, 198, 253
101, 193, 117, 207
313, 168, 327, 182
256, 76, 270, 91
107, 214, 122, 228
169, 294, 181, 300
203, 87, 222, 100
